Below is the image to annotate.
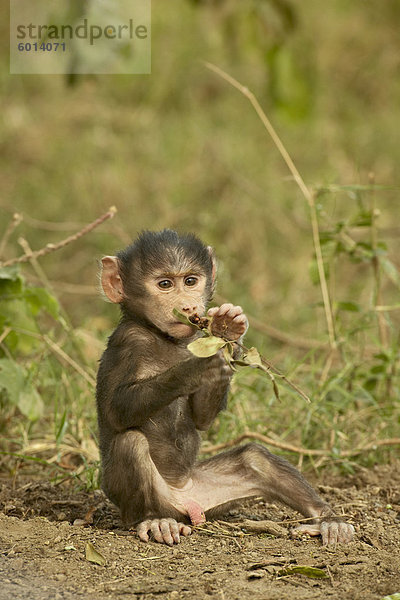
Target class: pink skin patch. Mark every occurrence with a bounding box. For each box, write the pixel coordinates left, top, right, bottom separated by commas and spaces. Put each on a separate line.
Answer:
184, 499, 206, 525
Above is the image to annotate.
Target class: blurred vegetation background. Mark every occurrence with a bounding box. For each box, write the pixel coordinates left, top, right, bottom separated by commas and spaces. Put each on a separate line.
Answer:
0, 0, 399, 486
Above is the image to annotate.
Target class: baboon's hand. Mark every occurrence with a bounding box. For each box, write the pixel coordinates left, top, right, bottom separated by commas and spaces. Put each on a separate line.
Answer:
208, 303, 248, 341
137, 518, 191, 546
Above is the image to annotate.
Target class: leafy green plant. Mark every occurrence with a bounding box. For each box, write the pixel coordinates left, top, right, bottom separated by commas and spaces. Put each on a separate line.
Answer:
0, 209, 114, 483
0, 265, 61, 423
309, 183, 400, 400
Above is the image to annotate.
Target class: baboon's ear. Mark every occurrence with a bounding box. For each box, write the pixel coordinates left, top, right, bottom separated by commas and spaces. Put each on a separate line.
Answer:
100, 256, 124, 303
207, 246, 217, 284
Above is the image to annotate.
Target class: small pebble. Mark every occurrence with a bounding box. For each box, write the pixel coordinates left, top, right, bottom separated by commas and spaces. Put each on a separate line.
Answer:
248, 570, 266, 580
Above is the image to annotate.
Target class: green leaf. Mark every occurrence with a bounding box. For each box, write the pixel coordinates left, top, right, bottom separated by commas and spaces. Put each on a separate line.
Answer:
351, 210, 373, 227
24, 287, 60, 319
0, 359, 43, 421
172, 308, 192, 325
0, 266, 20, 281
222, 345, 233, 363
377, 241, 388, 254
0, 275, 24, 296
364, 378, 378, 391
272, 379, 281, 402
355, 242, 374, 260
319, 231, 335, 244
267, 46, 313, 121
381, 595, 400, 600
337, 301, 360, 312
0, 358, 26, 405
85, 542, 106, 566
277, 565, 328, 579
244, 347, 262, 366
370, 365, 385, 374
18, 388, 44, 422
374, 353, 390, 362
56, 408, 68, 444
0, 298, 41, 353
187, 336, 226, 357
380, 258, 400, 288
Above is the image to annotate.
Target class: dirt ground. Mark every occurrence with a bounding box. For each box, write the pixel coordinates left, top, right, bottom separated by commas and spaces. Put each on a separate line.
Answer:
0, 461, 399, 600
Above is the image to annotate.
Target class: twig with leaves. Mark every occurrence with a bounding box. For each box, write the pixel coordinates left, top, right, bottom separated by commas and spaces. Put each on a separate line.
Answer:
173, 309, 310, 403
175, 310, 400, 459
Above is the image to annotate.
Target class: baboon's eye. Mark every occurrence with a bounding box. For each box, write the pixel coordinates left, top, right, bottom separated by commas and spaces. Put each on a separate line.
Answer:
158, 280, 173, 289
184, 277, 198, 287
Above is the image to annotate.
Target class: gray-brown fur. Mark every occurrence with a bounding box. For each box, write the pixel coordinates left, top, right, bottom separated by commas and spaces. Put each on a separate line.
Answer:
96, 229, 354, 545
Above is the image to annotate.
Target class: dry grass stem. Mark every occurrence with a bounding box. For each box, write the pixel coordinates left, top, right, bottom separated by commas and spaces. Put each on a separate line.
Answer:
22, 434, 99, 463
9, 326, 96, 386
18, 237, 54, 293
48, 281, 97, 295
43, 335, 96, 387
0, 326, 11, 345
0, 206, 117, 268
375, 304, 400, 312
204, 62, 336, 350
0, 213, 23, 258
202, 431, 400, 457
326, 565, 336, 587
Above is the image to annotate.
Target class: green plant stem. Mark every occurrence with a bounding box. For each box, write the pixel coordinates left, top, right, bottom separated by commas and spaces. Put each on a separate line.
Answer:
369, 173, 388, 347
236, 342, 310, 403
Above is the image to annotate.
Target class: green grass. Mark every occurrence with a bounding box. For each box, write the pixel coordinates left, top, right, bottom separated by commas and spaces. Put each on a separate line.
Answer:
0, 0, 399, 486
